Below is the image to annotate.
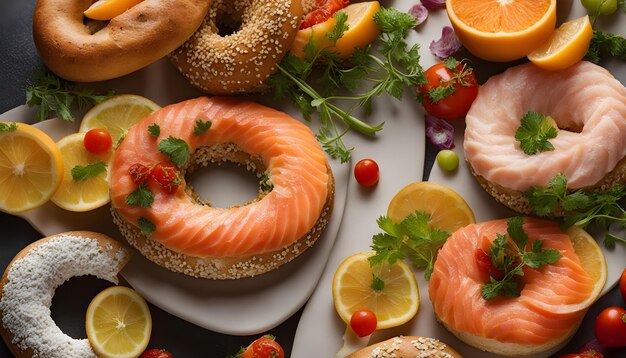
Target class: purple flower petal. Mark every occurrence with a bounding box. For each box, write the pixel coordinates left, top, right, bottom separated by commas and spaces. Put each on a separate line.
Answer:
421, 0, 446, 10
425, 114, 455, 150
408, 4, 428, 26
430, 26, 463, 59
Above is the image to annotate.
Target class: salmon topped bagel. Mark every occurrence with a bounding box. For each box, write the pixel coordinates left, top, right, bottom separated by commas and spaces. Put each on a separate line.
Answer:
428, 218, 598, 356
110, 97, 334, 279
464, 61, 626, 214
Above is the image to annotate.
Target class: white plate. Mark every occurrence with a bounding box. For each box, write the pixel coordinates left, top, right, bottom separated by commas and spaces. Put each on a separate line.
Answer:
292, 2, 626, 357
2, 43, 426, 333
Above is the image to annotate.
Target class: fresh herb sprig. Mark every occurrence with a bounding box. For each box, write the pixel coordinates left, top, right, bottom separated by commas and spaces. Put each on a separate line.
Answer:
71, 162, 107, 182
193, 119, 212, 136
138, 217, 156, 237
26, 69, 113, 122
584, 2, 626, 63
158, 136, 190, 167
525, 173, 626, 248
481, 217, 561, 300
125, 183, 154, 208
425, 57, 474, 103
369, 211, 449, 280
514, 111, 558, 155
269, 7, 426, 162
0, 122, 18, 133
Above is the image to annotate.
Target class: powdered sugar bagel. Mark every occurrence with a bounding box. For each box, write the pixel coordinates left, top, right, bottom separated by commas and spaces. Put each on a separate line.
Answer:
0, 232, 130, 358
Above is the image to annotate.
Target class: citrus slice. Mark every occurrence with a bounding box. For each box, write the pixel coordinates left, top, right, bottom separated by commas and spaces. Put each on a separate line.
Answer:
79, 95, 160, 146
332, 251, 419, 329
528, 15, 593, 71
291, 1, 381, 59
387, 182, 475, 234
0, 123, 63, 213
446, 0, 557, 62
86, 286, 152, 358
51, 133, 112, 211
84, 0, 144, 21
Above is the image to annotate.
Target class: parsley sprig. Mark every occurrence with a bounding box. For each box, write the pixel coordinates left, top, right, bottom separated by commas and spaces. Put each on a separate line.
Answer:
71, 162, 107, 182
369, 211, 450, 280
481, 217, 561, 300
158, 137, 190, 167
269, 7, 426, 162
584, 3, 626, 63
125, 183, 154, 208
26, 69, 113, 122
0, 122, 18, 133
424, 57, 474, 103
525, 173, 626, 248
514, 111, 558, 155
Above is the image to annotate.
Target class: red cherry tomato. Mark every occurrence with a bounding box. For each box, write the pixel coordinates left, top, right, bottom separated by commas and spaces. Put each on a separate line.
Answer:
83, 128, 112, 154
139, 349, 174, 358
300, 0, 349, 29
619, 269, 626, 301
350, 309, 377, 337
150, 162, 181, 194
474, 249, 504, 281
418, 61, 479, 120
240, 336, 284, 358
354, 159, 379, 187
594, 306, 626, 347
128, 163, 150, 185
559, 350, 603, 358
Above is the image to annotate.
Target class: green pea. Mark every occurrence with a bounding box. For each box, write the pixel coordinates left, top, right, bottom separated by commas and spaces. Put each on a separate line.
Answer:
436, 150, 459, 172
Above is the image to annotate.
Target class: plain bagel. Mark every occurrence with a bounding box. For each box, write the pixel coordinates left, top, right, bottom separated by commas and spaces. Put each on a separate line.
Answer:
347, 336, 463, 358
33, 0, 212, 82
0, 231, 130, 358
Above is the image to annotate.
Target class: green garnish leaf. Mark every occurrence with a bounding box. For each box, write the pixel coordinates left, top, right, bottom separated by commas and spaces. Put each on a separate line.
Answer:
193, 119, 212, 136
260, 174, 273, 192
25, 69, 113, 122
427, 84, 456, 103
444, 57, 458, 70
148, 123, 160, 137
71, 161, 107, 182
326, 11, 349, 42
158, 136, 189, 167
585, 29, 626, 64
514, 111, 558, 155
125, 183, 154, 208
138, 217, 156, 237
0, 122, 18, 133
370, 274, 385, 291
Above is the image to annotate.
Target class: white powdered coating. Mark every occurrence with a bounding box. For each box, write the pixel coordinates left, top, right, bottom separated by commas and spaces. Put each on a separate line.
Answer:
0, 234, 128, 357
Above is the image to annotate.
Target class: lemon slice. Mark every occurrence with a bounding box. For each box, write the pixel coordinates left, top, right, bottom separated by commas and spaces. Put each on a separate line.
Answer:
51, 133, 112, 212
86, 286, 152, 358
84, 0, 144, 21
79, 95, 160, 146
387, 182, 475, 234
332, 251, 419, 329
0, 122, 63, 213
528, 15, 593, 71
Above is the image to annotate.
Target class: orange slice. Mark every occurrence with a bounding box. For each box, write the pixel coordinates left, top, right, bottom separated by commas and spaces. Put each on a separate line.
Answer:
528, 16, 593, 71
291, 1, 381, 60
84, 0, 144, 21
447, 0, 557, 62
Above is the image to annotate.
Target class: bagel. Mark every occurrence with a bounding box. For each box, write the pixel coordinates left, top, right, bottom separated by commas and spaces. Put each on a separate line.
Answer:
32, 0, 212, 82
110, 97, 334, 279
464, 61, 626, 215
346, 336, 463, 358
170, 0, 302, 94
0, 231, 130, 358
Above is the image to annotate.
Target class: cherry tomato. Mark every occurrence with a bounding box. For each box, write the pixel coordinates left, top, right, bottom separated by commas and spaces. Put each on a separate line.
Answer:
83, 128, 112, 154
559, 350, 603, 358
150, 162, 181, 194
354, 159, 379, 187
581, 0, 618, 16
139, 349, 174, 358
594, 306, 626, 347
474, 249, 505, 281
619, 269, 626, 301
129, 163, 150, 185
300, 0, 349, 29
240, 336, 284, 358
418, 60, 479, 120
350, 309, 377, 337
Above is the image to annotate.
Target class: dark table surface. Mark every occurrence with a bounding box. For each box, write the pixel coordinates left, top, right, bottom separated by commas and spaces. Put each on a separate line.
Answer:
0, 1, 625, 357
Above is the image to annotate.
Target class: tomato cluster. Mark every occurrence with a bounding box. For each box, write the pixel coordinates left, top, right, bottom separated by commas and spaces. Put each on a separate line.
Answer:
129, 162, 181, 194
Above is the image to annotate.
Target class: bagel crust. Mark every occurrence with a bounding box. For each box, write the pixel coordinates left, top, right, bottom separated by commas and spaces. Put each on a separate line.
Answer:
33, 0, 212, 82
347, 336, 463, 358
170, 0, 302, 94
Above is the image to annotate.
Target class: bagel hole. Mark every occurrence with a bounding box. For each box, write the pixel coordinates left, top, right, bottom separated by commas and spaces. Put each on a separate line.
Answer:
215, 11, 244, 36
51, 276, 115, 339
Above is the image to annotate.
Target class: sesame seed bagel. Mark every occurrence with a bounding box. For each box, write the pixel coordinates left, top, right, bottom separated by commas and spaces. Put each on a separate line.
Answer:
0, 232, 130, 358
110, 97, 334, 279
346, 336, 462, 358
170, 0, 302, 94
33, 0, 212, 82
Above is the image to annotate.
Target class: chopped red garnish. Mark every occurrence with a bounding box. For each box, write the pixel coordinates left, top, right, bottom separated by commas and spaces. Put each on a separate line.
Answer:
300, 0, 349, 29
150, 162, 181, 194
139, 349, 174, 358
475, 249, 505, 281
129, 163, 151, 185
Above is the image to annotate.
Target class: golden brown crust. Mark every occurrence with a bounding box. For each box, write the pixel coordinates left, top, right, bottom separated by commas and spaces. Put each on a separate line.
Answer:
112, 144, 334, 279
467, 153, 626, 216
170, 0, 302, 94
33, 0, 212, 82
0, 231, 130, 358
347, 336, 463, 358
